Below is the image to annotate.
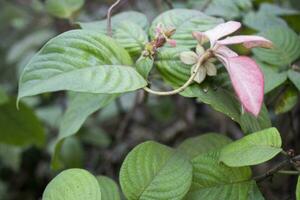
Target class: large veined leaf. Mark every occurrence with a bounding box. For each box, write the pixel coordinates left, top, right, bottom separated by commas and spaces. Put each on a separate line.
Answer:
43, 168, 101, 200
119, 141, 193, 200
258, 62, 287, 94
259, 3, 300, 16
183, 84, 271, 134
243, 12, 288, 31
155, 47, 191, 86
18, 30, 147, 102
178, 133, 232, 159
52, 93, 117, 169
45, 0, 84, 19
77, 11, 148, 34
248, 182, 265, 200
240, 104, 272, 134
188, 0, 252, 20
149, 9, 223, 48
113, 21, 148, 58
275, 85, 299, 114
288, 70, 300, 91
97, 176, 121, 200
0, 99, 45, 147
297, 176, 300, 200
253, 27, 300, 66
184, 151, 252, 200
220, 128, 282, 167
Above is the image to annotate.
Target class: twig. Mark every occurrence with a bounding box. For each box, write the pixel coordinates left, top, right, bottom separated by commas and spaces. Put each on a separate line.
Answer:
253, 154, 300, 182
277, 170, 300, 175
164, 0, 174, 9
107, 0, 122, 37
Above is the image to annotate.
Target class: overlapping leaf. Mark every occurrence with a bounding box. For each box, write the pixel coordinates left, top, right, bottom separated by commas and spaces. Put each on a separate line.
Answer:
253, 27, 300, 66
220, 128, 282, 167
120, 141, 193, 200
97, 176, 121, 200
178, 133, 232, 159
185, 151, 253, 200
18, 30, 147, 102
43, 169, 101, 200
149, 9, 223, 48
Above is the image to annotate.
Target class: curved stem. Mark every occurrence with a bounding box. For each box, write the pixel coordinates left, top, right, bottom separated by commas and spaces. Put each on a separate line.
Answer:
277, 170, 300, 175
107, 0, 122, 37
143, 51, 212, 96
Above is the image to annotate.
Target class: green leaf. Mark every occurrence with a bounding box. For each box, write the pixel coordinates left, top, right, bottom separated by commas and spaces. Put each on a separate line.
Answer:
178, 133, 232, 159
52, 93, 117, 169
45, 0, 84, 19
120, 141, 193, 200
43, 168, 101, 200
113, 21, 148, 58
259, 3, 300, 16
97, 176, 121, 200
297, 176, 300, 200
248, 182, 265, 200
149, 9, 223, 48
275, 85, 299, 114
60, 137, 84, 168
136, 56, 154, 79
18, 30, 147, 102
288, 69, 300, 91
185, 151, 252, 200
220, 127, 282, 167
0, 99, 45, 147
77, 11, 148, 34
155, 47, 191, 86
258, 62, 287, 94
240, 105, 272, 134
243, 11, 288, 31
184, 84, 242, 121
253, 27, 300, 66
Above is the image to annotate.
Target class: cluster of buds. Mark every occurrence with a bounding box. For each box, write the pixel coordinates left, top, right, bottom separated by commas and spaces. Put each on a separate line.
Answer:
142, 23, 177, 58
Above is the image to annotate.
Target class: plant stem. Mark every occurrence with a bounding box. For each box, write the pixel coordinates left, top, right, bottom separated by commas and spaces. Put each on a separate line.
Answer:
107, 0, 122, 37
277, 170, 300, 175
253, 154, 300, 182
143, 51, 213, 96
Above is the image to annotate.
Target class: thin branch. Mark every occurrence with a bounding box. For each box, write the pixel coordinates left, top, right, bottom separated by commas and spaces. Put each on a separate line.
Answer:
143, 51, 213, 96
200, 0, 213, 11
253, 154, 300, 182
277, 170, 300, 175
107, 0, 122, 37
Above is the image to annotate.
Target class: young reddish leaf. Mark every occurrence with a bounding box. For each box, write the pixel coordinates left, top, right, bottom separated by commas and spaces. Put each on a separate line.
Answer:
223, 56, 264, 116
204, 21, 241, 46
217, 36, 273, 49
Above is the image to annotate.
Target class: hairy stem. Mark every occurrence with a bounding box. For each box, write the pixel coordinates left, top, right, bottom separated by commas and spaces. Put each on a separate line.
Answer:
143, 51, 213, 96
277, 170, 300, 175
107, 0, 122, 37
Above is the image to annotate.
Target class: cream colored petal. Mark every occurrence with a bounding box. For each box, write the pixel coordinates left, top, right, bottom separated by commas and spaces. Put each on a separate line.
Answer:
194, 66, 207, 84
205, 62, 217, 76
180, 51, 198, 65
196, 44, 205, 56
